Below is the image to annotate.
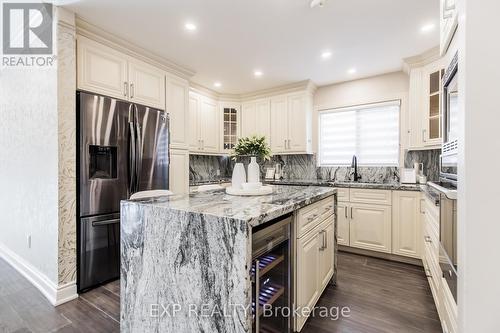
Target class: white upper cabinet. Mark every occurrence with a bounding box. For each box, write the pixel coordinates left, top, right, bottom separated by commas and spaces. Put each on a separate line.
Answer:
440, 0, 458, 56
77, 36, 128, 100
270, 92, 312, 154
188, 94, 201, 151
241, 99, 271, 142
188, 92, 220, 154
199, 97, 219, 153
128, 59, 165, 109
166, 75, 189, 149
287, 93, 310, 152
241, 102, 257, 138
407, 55, 446, 150
270, 96, 288, 152
255, 99, 271, 140
77, 35, 166, 110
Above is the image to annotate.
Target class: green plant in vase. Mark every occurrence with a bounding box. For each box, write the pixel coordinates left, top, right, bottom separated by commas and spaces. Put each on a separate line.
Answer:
231, 135, 271, 161
231, 136, 271, 184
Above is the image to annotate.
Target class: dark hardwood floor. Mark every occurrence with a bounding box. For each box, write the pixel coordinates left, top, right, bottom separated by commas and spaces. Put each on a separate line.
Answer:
301, 252, 442, 333
0, 252, 441, 333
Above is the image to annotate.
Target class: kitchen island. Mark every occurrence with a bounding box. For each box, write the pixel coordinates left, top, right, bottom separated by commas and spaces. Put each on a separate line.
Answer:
120, 185, 336, 333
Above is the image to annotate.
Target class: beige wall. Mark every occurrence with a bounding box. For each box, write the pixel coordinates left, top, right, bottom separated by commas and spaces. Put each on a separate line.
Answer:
312, 71, 410, 163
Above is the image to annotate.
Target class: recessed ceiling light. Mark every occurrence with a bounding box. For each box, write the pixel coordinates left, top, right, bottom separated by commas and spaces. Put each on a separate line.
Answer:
321, 51, 332, 59
348, 68, 357, 74
254, 70, 263, 77
214, 82, 221, 88
420, 23, 435, 33
184, 22, 197, 31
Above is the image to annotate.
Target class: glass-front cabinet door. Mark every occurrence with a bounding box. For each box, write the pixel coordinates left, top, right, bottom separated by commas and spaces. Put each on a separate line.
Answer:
424, 63, 445, 146
222, 104, 240, 151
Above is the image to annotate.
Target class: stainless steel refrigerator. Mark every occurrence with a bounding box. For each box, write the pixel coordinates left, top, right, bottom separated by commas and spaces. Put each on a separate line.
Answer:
77, 91, 169, 292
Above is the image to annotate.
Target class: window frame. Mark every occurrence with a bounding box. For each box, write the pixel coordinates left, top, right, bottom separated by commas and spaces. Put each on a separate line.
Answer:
317, 100, 401, 167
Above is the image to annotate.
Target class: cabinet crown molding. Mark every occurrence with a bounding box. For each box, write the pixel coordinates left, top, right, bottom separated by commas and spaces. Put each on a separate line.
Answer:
75, 16, 195, 80
190, 80, 317, 103
403, 46, 441, 73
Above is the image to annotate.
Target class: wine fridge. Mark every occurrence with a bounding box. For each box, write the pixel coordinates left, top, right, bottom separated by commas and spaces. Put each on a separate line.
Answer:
251, 214, 292, 333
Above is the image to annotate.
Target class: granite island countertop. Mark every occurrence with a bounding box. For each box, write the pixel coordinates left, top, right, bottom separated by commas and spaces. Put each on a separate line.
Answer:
120, 185, 336, 333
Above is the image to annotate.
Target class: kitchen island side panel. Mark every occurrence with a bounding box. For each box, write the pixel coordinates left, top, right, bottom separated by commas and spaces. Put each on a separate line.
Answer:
121, 202, 252, 333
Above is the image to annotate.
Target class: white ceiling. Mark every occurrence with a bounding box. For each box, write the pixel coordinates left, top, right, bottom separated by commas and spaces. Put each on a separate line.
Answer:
62, 0, 439, 94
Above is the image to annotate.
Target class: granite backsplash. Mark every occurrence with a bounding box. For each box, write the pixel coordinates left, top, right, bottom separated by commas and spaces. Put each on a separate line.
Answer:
189, 149, 440, 184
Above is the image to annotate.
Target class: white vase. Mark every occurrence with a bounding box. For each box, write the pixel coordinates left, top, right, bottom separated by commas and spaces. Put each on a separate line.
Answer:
232, 163, 246, 189
247, 157, 260, 183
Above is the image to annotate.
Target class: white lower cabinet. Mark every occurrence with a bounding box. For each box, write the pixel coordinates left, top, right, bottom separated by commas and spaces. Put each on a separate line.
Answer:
318, 219, 335, 288
392, 191, 421, 258
169, 149, 189, 194
295, 198, 335, 332
336, 188, 422, 258
421, 196, 458, 333
336, 202, 350, 246
295, 226, 320, 331
349, 203, 392, 253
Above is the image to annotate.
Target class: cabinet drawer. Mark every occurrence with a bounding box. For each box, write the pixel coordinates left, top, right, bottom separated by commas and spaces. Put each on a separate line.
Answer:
297, 201, 322, 238
319, 198, 335, 222
335, 188, 349, 202
349, 188, 392, 205
424, 196, 440, 231
296, 197, 333, 238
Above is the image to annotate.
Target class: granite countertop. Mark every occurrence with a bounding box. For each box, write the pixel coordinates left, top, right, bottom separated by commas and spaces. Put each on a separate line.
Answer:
125, 185, 336, 227
264, 179, 440, 205
265, 179, 421, 191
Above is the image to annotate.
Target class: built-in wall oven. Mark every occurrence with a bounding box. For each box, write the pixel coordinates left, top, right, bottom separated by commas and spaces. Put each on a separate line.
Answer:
251, 214, 292, 333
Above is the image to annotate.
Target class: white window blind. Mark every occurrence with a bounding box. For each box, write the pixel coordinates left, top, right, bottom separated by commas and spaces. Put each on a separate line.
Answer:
319, 100, 400, 166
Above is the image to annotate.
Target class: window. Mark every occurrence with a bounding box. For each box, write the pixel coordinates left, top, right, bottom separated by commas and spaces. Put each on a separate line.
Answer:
319, 100, 400, 166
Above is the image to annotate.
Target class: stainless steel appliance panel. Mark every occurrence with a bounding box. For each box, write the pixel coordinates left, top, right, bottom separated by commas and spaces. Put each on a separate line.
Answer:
133, 105, 169, 192
79, 213, 120, 291
78, 92, 130, 216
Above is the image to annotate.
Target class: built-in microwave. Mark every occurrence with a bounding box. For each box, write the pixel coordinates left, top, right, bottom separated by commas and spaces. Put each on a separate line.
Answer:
440, 52, 459, 183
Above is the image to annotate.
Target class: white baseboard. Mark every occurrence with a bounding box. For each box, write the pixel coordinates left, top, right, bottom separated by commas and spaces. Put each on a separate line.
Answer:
0, 242, 78, 306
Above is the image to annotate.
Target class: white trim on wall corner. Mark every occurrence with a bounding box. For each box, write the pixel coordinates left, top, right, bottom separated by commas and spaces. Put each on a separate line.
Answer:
0, 242, 78, 306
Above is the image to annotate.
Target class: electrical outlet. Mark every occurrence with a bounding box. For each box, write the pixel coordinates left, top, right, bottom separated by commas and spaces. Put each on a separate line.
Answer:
27, 235, 31, 249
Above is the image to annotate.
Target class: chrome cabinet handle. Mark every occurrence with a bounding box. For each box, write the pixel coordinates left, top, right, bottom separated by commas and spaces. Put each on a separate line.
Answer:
422, 129, 427, 142
350, 207, 353, 219
307, 214, 318, 222
130, 83, 135, 98
319, 230, 327, 251
124, 82, 128, 97
344, 206, 348, 218
424, 236, 432, 243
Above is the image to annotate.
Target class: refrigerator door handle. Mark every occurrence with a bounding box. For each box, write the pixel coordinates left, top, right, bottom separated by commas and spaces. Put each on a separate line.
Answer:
134, 104, 143, 193
128, 104, 136, 195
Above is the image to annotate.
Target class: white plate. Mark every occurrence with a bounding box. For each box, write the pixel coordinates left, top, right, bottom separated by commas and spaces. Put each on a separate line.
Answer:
226, 185, 273, 196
